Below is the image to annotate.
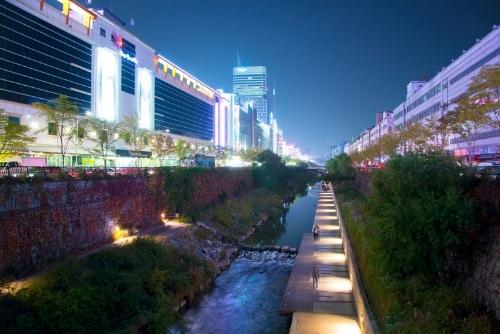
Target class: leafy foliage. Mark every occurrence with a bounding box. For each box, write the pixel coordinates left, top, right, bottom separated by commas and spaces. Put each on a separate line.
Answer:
85, 118, 120, 169
366, 153, 476, 282
0, 109, 35, 161
150, 133, 174, 165
33, 96, 79, 168
118, 115, 151, 166
325, 153, 355, 181
0, 238, 215, 334
335, 170, 493, 333
252, 150, 315, 197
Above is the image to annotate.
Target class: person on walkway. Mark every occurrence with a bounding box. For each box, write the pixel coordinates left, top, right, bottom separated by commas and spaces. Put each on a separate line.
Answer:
313, 224, 320, 240
312, 265, 320, 291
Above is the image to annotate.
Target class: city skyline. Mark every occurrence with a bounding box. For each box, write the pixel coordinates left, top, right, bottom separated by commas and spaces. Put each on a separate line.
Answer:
86, 0, 500, 157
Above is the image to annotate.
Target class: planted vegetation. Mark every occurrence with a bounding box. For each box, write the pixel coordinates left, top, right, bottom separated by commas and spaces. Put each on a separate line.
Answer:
328, 152, 495, 333
0, 238, 215, 334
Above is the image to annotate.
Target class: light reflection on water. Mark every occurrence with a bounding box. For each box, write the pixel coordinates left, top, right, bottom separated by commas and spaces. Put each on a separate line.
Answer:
248, 183, 320, 248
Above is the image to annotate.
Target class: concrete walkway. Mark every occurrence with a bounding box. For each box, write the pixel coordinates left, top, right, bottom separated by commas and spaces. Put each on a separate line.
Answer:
280, 183, 361, 334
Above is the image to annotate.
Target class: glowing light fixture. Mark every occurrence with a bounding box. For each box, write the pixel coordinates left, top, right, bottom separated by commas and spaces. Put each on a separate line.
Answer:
95, 47, 118, 122
138, 68, 154, 130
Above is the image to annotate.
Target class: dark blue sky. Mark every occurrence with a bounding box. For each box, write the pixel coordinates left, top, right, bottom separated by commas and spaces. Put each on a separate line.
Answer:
88, 0, 500, 157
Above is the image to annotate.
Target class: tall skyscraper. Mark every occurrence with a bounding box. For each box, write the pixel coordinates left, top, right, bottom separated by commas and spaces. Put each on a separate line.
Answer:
233, 66, 268, 123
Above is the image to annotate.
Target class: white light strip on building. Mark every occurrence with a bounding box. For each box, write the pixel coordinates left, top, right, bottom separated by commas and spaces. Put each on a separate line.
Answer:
138, 68, 154, 130
95, 47, 118, 122
156, 55, 215, 99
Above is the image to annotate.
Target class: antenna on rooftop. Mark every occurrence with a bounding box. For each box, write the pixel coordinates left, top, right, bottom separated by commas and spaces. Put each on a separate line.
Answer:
236, 50, 242, 67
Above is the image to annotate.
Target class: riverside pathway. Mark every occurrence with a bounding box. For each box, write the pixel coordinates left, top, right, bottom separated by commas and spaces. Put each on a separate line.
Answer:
280, 183, 361, 334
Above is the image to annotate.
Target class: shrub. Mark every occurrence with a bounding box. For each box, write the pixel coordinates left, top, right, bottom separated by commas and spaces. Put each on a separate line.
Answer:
0, 238, 214, 334
325, 153, 355, 181
366, 153, 475, 283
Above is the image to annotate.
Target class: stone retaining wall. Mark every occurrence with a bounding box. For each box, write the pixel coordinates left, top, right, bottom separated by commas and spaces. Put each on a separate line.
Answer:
333, 189, 378, 334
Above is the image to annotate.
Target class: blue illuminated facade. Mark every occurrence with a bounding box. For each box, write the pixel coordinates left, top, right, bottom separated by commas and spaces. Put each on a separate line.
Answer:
0, 0, 92, 112
155, 78, 214, 141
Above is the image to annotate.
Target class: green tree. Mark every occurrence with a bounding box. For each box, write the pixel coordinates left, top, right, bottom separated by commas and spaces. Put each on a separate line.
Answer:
325, 153, 355, 181
215, 145, 231, 166
400, 122, 433, 153
173, 139, 191, 165
240, 148, 259, 162
150, 133, 174, 166
448, 99, 490, 164
118, 115, 151, 167
367, 153, 475, 282
0, 109, 35, 161
86, 118, 120, 170
466, 64, 500, 129
33, 96, 79, 168
379, 133, 400, 158
428, 112, 453, 150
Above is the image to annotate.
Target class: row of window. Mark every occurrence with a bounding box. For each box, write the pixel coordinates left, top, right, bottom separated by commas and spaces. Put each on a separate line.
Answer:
121, 58, 135, 95
0, 47, 91, 87
407, 102, 442, 124
0, 2, 91, 53
406, 83, 442, 113
0, 11, 91, 69
0, 1, 92, 112
0, 57, 90, 94
155, 78, 213, 140
0, 37, 91, 78
450, 46, 500, 85
450, 129, 500, 144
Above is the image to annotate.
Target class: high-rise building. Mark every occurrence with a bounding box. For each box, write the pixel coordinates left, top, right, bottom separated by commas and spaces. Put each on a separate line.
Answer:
233, 66, 268, 123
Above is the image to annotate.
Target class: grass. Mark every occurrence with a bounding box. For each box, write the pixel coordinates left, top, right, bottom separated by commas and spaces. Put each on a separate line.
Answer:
335, 181, 493, 334
0, 238, 215, 334
200, 188, 283, 243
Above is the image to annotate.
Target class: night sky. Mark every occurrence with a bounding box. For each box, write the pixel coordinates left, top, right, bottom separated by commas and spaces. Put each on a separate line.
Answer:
87, 0, 500, 158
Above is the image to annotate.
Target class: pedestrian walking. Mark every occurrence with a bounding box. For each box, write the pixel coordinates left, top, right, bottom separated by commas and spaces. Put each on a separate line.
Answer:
313, 224, 320, 240
312, 265, 320, 291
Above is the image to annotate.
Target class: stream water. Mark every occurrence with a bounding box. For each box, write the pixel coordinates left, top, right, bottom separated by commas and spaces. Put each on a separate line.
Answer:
169, 183, 320, 334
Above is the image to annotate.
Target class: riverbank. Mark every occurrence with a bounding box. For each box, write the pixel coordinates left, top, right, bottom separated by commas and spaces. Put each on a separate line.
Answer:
0, 183, 315, 333
335, 180, 494, 333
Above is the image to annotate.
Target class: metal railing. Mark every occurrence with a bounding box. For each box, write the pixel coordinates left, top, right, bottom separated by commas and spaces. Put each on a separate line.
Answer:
0, 166, 160, 179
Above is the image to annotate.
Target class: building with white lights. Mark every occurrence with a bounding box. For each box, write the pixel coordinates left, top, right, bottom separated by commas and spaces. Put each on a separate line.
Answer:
233, 66, 268, 123
345, 26, 500, 161
0, 0, 221, 166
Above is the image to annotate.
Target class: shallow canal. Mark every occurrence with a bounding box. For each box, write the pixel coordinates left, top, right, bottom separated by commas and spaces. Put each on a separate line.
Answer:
170, 183, 320, 334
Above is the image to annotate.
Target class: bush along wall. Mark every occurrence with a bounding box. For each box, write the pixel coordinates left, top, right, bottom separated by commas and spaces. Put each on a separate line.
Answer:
0, 238, 216, 334
162, 167, 253, 216
334, 153, 498, 331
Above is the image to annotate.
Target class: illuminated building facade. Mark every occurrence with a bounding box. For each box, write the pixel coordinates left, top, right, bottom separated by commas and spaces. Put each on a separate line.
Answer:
345, 26, 500, 162
233, 66, 268, 123
0, 0, 219, 166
